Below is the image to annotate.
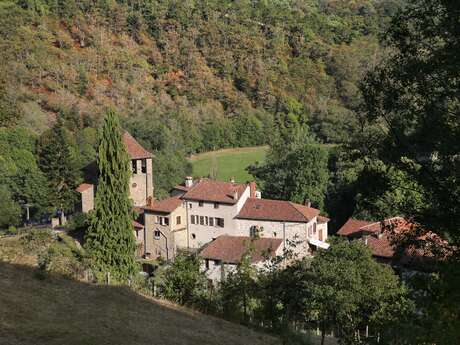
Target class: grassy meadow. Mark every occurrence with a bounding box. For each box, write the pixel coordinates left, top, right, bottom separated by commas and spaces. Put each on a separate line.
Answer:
189, 146, 268, 183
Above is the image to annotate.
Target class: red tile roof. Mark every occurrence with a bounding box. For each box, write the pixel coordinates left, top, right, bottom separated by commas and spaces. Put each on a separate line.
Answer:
336, 218, 404, 236
337, 218, 373, 236
76, 183, 93, 193
133, 220, 144, 229
318, 215, 330, 223
123, 132, 153, 159
143, 196, 183, 214
361, 235, 395, 259
200, 235, 282, 264
181, 179, 248, 204
237, 198, 320, 223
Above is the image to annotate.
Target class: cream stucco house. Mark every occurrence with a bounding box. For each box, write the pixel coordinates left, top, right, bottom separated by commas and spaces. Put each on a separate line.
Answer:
173, 177, 330, 256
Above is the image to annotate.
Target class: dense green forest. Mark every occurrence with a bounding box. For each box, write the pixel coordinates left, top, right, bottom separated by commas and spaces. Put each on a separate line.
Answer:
0, 0, 403, 221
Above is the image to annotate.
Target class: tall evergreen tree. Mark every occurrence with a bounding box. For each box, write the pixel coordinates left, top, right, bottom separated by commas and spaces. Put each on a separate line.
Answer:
37, 117, 80, 212
84, 110, 137, 282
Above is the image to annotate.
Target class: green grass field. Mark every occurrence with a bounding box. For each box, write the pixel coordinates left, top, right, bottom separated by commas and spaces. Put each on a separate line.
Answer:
189, 146, 268, 183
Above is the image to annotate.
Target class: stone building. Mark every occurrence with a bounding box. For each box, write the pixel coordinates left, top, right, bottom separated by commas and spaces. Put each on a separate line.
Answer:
76, 131, 154, 212
141, 196, 187, 260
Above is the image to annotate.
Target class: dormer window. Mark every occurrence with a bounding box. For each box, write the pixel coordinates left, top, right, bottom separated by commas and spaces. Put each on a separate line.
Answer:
141, 159, 147, 173
132, 160, 137, 174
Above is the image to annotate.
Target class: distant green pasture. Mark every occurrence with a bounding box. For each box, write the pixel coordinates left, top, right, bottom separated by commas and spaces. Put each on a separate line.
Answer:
189, 146, 268, 183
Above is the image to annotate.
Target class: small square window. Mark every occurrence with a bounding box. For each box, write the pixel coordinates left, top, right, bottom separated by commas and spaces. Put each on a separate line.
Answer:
191, 233, 196, 239
189, 203, 193, 209
191, 215, 195, 224
199, 201, 204, 207
154, 229, 160, 240
214, 203, 219, 209
209, 217, 214, 226
176, 216, 181, 225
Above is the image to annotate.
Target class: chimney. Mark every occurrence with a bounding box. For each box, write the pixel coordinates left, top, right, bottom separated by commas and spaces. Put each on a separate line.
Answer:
230, 177, 235, 184
233, 190, 238, 200
146, 196, 154, 207
249, 181, 257, 198
185, 176, 193, 188
305, 199, 311, 208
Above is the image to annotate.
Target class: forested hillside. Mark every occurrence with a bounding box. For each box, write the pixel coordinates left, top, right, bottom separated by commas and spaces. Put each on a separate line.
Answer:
0, 0, 402, 218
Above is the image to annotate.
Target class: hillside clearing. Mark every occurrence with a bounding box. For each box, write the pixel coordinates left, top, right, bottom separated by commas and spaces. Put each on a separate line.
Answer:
189, 146, 268, 182
0, 262, 279, 345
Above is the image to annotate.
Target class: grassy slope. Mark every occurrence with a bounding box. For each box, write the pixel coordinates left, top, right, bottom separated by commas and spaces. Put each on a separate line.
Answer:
0, 262, 279, 345
189, 146, 268, 183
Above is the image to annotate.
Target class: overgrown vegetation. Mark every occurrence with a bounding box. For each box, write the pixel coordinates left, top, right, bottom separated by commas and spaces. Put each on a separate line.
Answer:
0, 0, 402, 218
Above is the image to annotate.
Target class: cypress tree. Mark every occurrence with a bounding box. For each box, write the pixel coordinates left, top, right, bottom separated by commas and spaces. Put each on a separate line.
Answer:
84, 110, 137, 282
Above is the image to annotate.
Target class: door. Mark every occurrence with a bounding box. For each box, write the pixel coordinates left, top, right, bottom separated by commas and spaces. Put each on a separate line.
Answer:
319, 229, 323, 241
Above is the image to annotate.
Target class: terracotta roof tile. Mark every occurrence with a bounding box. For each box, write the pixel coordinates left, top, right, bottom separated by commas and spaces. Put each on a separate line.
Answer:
143, 196, 183, 213
182, 179, 247, 204
133, 220, 144, 229
337, 218, 375, 236
199, 235, 282, 264
123, 132, 153, 159
361, 235, 395, 258
237, 198, 320, 223
76, 183, 93, 193
337, 217, 404, 237
318, 215, 330, 223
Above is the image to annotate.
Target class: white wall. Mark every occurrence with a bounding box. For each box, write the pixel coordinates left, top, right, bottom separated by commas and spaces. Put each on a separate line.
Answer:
235, 217, 322, 257
185, 185, 250, 248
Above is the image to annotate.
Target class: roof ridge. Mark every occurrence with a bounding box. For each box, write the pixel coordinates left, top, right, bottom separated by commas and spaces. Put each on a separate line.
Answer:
288, 201, 311, 222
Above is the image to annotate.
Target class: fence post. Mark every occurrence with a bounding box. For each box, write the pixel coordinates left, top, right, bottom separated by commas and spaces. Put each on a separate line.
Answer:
106, 271, 110, 285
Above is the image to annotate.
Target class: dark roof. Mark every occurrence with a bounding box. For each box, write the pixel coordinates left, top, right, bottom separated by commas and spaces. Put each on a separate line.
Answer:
182, 179, 247, 204
143, 197, 183, 214
237, 198, 320, 223
76, 183, 93, 193
199, 235, 282, 264
123, 132, 153, 159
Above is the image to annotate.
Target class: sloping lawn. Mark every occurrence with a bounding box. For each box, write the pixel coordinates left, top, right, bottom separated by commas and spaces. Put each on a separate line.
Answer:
0, 262, 279, 345
189, 146, 268, 183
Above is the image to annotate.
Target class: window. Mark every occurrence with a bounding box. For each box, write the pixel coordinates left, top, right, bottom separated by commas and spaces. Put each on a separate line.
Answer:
205, 259, 209, 270
132, 160, 137, 174
250, 225, 258, 238
213, 260, 221, 266
154, 229, 161, 240
273, 232, 277, 237
205, 216, 208, 225
189, 203, 192, 209
216, 218, 224, 228
200, 216, 204, 225
191, 215, 195, 224
209, 217, 214, 226
313, 222, 317, 234
191, 233, 196, 239
155, 216, 159, 224
214, 203, 219, 209
199, 201, 204, 207
141, 159, 147, 173
176, 216, 181, 225
159, 217, 169, 226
